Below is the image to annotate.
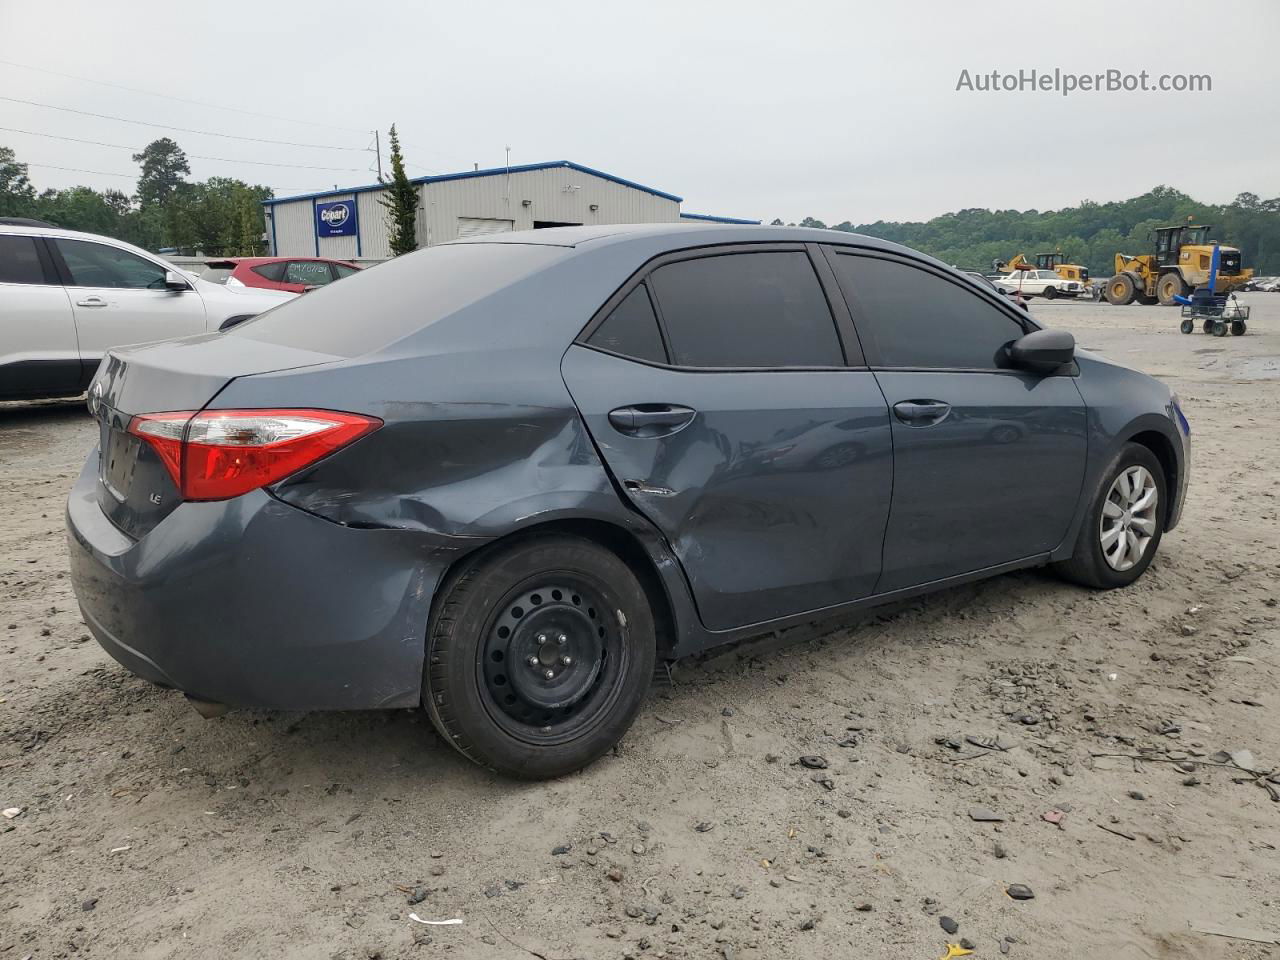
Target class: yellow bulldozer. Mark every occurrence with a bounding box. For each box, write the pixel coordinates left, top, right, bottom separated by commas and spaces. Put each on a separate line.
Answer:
1105, 224, 1252, 306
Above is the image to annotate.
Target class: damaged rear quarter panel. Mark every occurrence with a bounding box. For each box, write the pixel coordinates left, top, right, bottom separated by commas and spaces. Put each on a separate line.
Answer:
213, 350, 637, 539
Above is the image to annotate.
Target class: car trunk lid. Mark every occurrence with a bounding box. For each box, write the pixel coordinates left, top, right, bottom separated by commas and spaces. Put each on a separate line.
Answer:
89, 333, 343, 539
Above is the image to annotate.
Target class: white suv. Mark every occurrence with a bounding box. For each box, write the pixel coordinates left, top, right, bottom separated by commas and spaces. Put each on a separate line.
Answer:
0, 224, 295, 401
993, 269, 1081, 299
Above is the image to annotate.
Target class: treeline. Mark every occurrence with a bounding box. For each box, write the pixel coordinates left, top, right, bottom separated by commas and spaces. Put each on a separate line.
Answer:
776, 185, 1280, 276
0, 139, 270, 256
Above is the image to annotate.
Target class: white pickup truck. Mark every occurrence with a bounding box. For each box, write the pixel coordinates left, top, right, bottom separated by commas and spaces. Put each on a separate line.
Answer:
992, 269, 1081, 299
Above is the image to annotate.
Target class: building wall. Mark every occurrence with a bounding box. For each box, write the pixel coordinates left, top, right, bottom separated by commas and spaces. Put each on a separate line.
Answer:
420, 167, 678, 246
265, 164, 681, 258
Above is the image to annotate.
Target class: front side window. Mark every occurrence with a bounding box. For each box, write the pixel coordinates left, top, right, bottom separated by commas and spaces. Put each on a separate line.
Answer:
587, 283, 667, 363
0, 235, 47, 285
285, 261, 334, 286
56, 239, 167, 289
648, 251, 843, 368
834, 254, 1026, 370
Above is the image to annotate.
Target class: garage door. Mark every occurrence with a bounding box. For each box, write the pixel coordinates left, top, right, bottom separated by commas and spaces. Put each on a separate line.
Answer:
457, 217, 514, 238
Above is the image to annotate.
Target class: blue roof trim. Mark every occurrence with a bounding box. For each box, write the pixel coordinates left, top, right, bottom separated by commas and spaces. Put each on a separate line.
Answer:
263, 160, 683, 207
680, 212, 761, 225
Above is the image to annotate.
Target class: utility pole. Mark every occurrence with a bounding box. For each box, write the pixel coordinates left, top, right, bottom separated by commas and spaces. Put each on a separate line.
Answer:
375, 130, 383, 181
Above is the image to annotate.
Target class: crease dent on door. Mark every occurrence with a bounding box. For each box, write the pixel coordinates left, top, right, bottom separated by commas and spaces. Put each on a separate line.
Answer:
562, 346, 894, 631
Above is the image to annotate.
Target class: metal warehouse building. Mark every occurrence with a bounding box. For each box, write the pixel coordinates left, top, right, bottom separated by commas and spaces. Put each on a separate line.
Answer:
263, 160, 756, 260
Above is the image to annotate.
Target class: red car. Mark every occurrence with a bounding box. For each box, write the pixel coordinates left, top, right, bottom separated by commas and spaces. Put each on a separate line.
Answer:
202, 256, 361, 293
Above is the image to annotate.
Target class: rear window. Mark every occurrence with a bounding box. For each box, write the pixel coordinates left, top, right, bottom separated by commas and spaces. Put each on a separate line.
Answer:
229, 243, 566, 357
201, 266, 233, 284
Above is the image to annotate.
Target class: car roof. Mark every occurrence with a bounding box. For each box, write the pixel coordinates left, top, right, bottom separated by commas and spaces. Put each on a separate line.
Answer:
446, 221, 915, 256
205, 257, 357, 267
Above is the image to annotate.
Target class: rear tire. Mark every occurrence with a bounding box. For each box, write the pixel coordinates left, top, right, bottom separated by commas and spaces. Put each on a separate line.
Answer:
1231, 320, 1246, 336
1054, 442, 1166, 589
424, 535, 656, 779
1157, 272, 1188, 306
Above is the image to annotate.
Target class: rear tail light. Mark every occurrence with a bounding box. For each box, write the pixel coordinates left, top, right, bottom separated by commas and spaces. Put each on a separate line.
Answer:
128, 409, 381, 501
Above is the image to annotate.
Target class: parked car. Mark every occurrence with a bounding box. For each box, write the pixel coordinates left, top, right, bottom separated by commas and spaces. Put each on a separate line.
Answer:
965, 270, 1030, 311
1, 225, 294, 401
67, 224, 1189, 779
201, 256, 361, 293
994, 269, 1081, 299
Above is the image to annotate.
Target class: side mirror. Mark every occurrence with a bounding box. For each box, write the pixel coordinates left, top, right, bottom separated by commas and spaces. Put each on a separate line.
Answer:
164, 270, 190, 291
1008, 329, 1074, 374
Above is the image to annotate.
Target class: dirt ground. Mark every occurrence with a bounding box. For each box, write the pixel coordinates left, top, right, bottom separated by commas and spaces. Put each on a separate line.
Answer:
2, 296, 1277, 960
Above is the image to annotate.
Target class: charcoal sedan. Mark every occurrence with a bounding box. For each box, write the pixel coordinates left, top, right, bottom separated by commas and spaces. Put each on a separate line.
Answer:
67, 224, 1190, 778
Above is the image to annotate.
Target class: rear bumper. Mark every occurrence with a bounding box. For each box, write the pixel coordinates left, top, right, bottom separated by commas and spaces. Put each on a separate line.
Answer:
66, 448, 462, 710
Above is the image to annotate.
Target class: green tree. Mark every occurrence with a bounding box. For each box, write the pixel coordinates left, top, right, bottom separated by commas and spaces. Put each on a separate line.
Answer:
0, 145, 37, 218
132, 138, 190, 208
379, 125, 419, 256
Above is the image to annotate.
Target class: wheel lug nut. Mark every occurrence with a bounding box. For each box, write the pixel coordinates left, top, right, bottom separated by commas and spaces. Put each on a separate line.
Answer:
543, 669, 555, 680
557, 634, 568, 645
537, 633, 547, 643
527, 656, 540, 667
560, 655, 573, 666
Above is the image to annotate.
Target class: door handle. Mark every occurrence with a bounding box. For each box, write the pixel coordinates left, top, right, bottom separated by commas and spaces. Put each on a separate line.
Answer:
892, 400, 951, 426
608, 404, 696, 437
76, 296, 107, 308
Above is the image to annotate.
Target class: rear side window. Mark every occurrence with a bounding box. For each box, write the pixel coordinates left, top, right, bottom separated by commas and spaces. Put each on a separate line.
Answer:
0, 235, 47, 285
648, 251, 843, 368
334, 263, 359, 279
285, 261, 334, 286
56, 239, 167, 289
833, 254, 1026, 369
588, 284, 667, 363
251, 262, 288, 282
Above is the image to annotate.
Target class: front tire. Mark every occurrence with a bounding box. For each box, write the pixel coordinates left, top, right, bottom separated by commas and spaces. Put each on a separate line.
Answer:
1043, 286, 1058, 300
1106, 273, 1137, 306
424, 535, 656, 779
1054, 443, 1166, 589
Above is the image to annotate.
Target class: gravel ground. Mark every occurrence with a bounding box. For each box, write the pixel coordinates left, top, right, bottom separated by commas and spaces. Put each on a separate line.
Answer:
1, 296, 1278, 960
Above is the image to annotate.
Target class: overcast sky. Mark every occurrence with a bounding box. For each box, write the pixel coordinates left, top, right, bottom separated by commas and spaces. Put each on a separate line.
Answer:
2, 0, 1277, 223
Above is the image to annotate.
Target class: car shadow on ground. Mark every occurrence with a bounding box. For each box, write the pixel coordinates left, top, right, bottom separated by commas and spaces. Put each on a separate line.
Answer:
0, 397, 89, 427
40, 568, 1056, 801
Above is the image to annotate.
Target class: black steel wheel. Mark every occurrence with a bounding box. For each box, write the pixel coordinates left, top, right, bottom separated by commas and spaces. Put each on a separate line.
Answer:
480, 577, 623, 741
1179, 318, 1194, 335
1212, 320, 1228, 337
424, 535, 656, 779
1231, 320, 1246, 336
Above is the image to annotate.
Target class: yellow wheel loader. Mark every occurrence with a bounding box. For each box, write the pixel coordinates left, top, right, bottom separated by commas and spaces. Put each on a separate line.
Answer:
1106, 225, 1252, 306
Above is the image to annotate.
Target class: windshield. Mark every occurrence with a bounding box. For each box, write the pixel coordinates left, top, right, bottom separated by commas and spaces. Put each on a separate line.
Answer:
1184, 226, 1210, 245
